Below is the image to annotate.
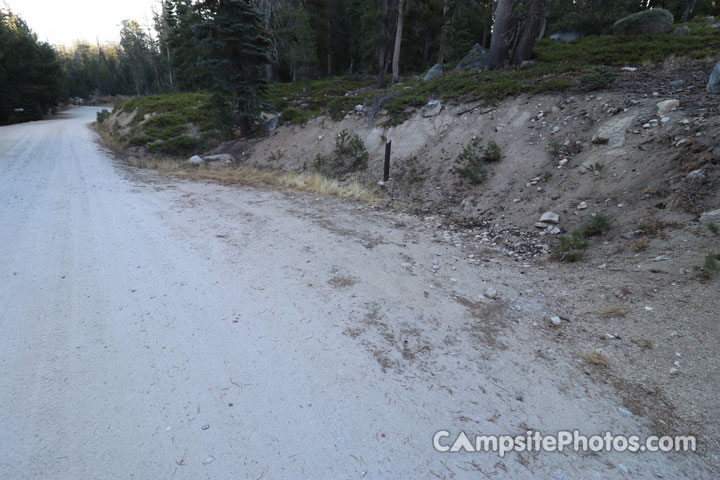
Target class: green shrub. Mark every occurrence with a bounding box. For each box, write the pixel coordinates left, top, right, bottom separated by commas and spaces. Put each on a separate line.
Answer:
579, 213, 611, 237
556, 230, 590, 262
334, 129, 369, 168
482, 141, 503, 162
707, 222, 719, 236
579, 66, 617, 90
454, 138, 503, 183
96, 109, 111, 124
147, 136, 198, 155
454, 138, 488, 184
129, 135, 154, 146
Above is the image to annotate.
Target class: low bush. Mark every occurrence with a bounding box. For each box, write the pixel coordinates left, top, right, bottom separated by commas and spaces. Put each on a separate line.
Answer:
454, 138, 503, 183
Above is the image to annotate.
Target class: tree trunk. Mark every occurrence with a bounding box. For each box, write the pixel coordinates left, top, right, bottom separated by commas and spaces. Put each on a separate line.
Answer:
511, 0, 546, 65
376, 0, 390, 88
488, 0, 514, 70
437, 0, 450, 65
391, 0, 405, 85
376, 44, 387, 88
682, 0, 694, 22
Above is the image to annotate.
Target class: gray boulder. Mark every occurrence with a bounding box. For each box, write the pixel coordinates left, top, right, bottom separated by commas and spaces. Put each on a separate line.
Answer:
674, 25, 690, 35
700, 209, 720, 224
549, 32, 583, 43
188, 155, 204, 165
204, 154, 234, 164
455, 44, 490, 71
424, 63, 443, 81
421, 100, 442, 117
613, 8, 674, 35
261, 115, 280, 132
707, 62, 720, 94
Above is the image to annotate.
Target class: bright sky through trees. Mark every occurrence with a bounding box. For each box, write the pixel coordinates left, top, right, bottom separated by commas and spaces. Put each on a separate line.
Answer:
5, 0, 158, 45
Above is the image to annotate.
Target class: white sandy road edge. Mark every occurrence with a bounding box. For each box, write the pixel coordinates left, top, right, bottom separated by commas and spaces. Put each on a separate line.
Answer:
0, 107, 711, 478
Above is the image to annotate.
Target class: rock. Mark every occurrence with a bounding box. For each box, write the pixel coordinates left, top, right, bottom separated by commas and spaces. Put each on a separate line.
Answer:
674, 25, 690, 35
423, 63, 444, 81
669, 79, 685, 86
618, 407, 633, 416
422, 100, 442, 117
613, 8, 674, 36
686, 168, 705, 183
577, 201, 588, 210
621, 230, 642, 240
455, 43, 491, 71
707, 62, 720, 94
549, 32, 583, 43
188, 155, 204, 165
520, 60, 536, 69
354, 104, 364, 112
540, 212, 560, 224
536, 222, 550, 229
669, 367, 679, 375
712, 23, 720, 29
484, 287, 498, 299
550, 316, 562, 326
201, 424, 210, 430
591, 114, 635, 148
558, 159, 568, 168
621, 67, 638, 72
261, 115, 280, 132
700, 208, 720, 224
204, 153, 234, 164
548, 226, 561, 235
657, 99, 680, 114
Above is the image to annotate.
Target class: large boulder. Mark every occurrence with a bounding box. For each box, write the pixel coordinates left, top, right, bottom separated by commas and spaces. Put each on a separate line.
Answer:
423, 63, 443, 81
613, 8, 674, 35
549, 32, 583, 43
455, 44, 490, 71
707, 62, 720, 94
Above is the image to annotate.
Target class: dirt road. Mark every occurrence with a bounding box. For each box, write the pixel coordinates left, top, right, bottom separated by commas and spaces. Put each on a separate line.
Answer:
0, 108, 711, 478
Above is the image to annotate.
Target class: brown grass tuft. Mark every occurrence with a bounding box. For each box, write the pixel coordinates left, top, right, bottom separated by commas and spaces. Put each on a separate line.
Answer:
580, 351, 610, 368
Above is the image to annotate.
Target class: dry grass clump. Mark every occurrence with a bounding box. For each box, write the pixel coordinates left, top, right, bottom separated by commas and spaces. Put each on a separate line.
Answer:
138, 159, 377, 204
580, 351, 610, 368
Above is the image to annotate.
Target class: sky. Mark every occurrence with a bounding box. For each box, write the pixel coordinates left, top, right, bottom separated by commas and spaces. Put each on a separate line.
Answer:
5, 0, 159, 46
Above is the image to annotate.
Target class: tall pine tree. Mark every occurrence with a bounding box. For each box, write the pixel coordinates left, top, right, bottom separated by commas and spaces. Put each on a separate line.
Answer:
195, 0, 273, 135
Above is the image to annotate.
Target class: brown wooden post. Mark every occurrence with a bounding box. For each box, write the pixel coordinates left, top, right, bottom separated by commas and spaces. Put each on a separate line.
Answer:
384, 141, 391, 182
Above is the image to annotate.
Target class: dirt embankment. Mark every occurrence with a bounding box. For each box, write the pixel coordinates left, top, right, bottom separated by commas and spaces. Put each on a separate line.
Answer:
103, 60, 720, 467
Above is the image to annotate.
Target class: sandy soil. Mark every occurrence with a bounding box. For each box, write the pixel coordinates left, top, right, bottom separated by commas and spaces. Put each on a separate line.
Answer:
0, 107, 715, 478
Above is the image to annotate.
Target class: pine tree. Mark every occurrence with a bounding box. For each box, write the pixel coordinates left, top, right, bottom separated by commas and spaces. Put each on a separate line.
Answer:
195, 0, 273, 136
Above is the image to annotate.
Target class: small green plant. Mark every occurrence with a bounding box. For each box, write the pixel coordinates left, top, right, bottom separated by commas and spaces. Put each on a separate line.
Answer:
408, 165, 430, 184
579, 66, 617, 90
454, 138, 502, 184
96, 109, 111, 123
707, 222, 719, 236
702, 252, 719, 278
588, 162, 604, 172
579, 213, 611, 237
334, 130, 369, 168
548, 141, 563, 156
269, 149, 284, 162
482, 140, 503, 162
543, 171, 552, 182
556, 229, 590, 262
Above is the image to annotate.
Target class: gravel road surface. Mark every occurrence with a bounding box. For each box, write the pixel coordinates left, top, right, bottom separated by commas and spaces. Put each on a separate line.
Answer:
0, 108, 711, 478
